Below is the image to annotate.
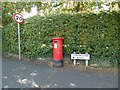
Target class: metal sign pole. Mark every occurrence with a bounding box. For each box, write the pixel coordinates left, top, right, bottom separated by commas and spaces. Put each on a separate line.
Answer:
18, 23, 21, 60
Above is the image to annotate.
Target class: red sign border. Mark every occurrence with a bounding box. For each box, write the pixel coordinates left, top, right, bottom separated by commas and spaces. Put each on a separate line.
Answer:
13, 13, 24, 24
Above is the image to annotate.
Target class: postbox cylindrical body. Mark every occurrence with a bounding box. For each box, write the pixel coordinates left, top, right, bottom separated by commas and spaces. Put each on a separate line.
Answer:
52, 37, 64, 61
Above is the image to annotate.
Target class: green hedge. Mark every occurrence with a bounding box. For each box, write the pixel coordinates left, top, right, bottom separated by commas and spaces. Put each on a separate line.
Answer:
3, 12, 120, 66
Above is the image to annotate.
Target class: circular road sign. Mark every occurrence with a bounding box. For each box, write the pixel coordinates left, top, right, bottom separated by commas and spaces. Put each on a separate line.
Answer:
14, 13, 24, 24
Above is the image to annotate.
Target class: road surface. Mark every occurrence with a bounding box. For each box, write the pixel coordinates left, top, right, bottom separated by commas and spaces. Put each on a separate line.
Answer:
2, 58, 118, 88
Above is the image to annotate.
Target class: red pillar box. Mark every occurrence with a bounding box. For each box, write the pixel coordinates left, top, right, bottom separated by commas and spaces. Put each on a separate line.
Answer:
52, 37, 64, 67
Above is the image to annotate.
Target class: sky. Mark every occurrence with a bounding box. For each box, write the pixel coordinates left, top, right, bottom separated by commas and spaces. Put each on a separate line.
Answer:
22, 2, 111, 19
22, 6, 38, 19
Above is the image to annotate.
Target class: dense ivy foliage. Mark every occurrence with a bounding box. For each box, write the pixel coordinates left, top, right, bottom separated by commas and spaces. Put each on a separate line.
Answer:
3, 12, 120, 66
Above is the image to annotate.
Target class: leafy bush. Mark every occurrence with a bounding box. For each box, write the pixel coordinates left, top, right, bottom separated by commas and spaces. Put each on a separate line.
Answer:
3, 11, 120, 66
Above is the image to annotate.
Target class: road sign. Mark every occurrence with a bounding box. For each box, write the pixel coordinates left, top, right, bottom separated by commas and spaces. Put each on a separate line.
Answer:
13, 13, 24, 60
13, 13, 24, 24
71, 54, 90, 60
71, 54, 90, 66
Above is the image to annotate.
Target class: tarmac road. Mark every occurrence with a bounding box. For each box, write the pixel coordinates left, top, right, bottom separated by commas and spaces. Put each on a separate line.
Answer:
2, 58, 118, 88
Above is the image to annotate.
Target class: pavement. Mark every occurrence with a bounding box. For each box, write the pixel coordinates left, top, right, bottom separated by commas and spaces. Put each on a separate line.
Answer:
2, 57, 118, 88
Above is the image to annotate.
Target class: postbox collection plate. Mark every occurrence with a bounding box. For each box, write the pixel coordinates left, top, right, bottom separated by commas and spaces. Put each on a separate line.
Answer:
54, 43, 57, 48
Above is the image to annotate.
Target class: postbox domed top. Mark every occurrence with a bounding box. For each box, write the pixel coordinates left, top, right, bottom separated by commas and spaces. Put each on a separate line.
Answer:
52, 37, 64, 40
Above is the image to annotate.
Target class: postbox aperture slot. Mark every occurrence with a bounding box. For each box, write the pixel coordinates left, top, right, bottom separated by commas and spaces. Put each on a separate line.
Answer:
54, 41, 57, 43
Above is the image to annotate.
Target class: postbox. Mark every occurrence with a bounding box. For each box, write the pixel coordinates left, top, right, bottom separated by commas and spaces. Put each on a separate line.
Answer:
52, 37, 64, 60
52, 37, 64, 67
